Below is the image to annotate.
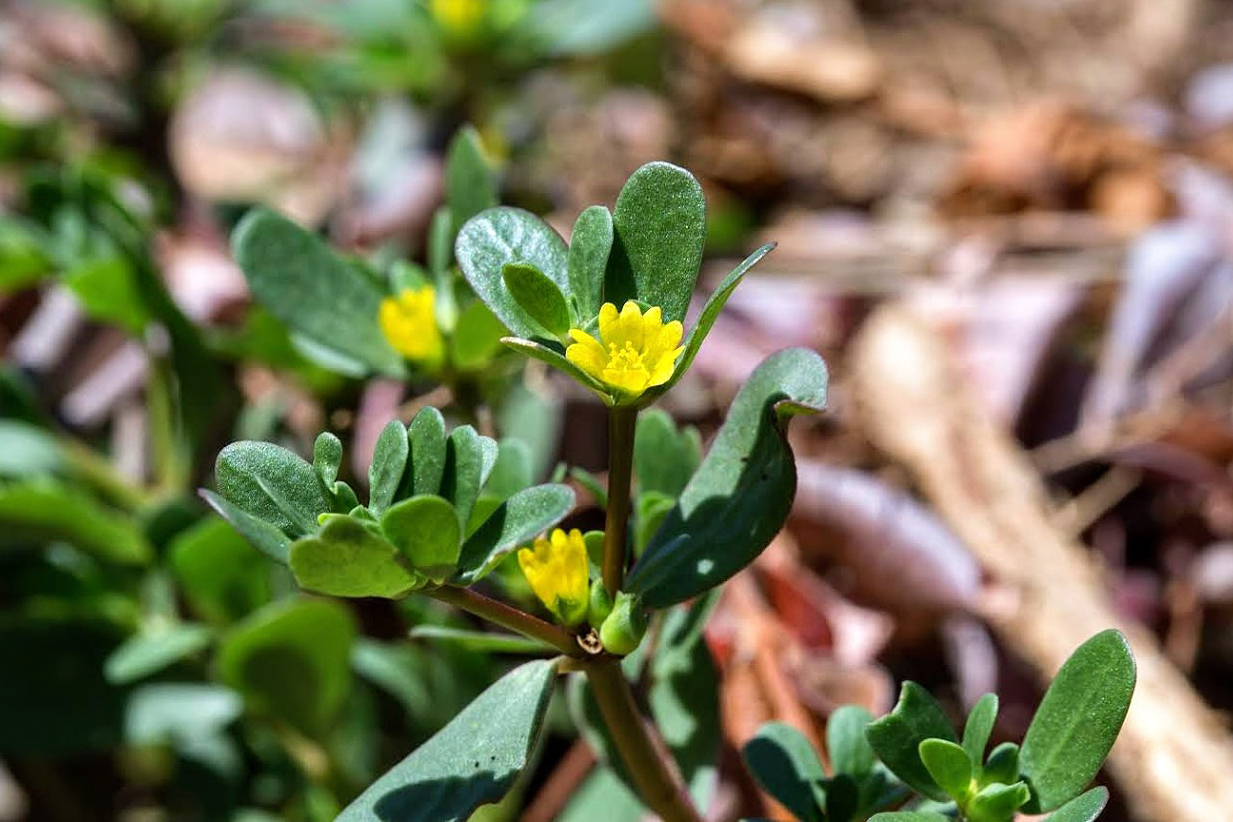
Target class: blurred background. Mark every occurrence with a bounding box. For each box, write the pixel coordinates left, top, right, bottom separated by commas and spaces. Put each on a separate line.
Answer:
1, 0, 1232, 820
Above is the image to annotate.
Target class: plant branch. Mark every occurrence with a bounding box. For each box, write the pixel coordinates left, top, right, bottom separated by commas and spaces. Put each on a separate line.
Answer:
428, 585, 581, 657
602, 407, 637, 596
582, 658, 702, 822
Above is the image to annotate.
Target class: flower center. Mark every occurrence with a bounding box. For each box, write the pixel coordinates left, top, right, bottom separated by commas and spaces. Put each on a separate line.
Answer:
607, 341, 648, 374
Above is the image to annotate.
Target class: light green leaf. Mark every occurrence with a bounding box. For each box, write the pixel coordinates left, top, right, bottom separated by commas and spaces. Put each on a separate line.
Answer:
454, 484, 575, 584
866, 682, 958, 802
962, 693, 999, 765
289, 515, 418, 598
124, 683, 242, 746
369, 420, 410, 514
503, 262, 570, 337
216, 599, 356, 736
626, 348, 827, 606
0, 421, 62, 477
402, 406, 448, 499
381, 495, 461, 581
215, 440, 330, 539
918, 739, 972, 801
105, 624, 214, 685
500, 336, 608, 397
232, 208, 404, 375
450, 300, 507, 370
1043, 787, 1109, 822
441, 426, 489, 530
605, 162, 705, 323
338, 659, 556, 822
1020, 630, 1135, 812
741, 722, 826, 822
980, 742, 1019, 787
827, 705, 876, 778
566, 205, 612, 321
0, 479, 151, 564
64, 256, 149, 335
633, 409, 700, 498
456, 207, 570, 339
169, 517, 271, 624
967, 781, 1030, 822
201, 490, 291, 564
446, 126, 498, 239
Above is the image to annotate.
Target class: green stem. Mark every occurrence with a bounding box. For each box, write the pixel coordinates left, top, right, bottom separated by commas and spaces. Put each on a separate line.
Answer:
427, 585, 581, 657
602, 407, 637, 596
583, 658, 702, 822
146, 357, 188, 494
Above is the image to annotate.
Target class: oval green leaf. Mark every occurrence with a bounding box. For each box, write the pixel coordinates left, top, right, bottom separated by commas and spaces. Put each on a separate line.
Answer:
380, 495, 461, 582
290, 515, 419, 598
918, 739, 972, 801
962, 693, 999, 765
453, 484, 575, 584
567, 205, 612, 322
866, 682, 958, 802
215, 441, 330, 539
369, 419, 410, 514
741, 722, 826, 822
502, 262, 570, 338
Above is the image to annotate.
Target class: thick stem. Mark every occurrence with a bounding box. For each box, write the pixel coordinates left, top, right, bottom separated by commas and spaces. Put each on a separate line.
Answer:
602, 407, 637, 596
583, 659, 702, 822
428, 585, 581, 657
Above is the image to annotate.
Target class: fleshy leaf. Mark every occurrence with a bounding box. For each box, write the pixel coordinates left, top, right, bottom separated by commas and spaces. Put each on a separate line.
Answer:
741, 722, 826, 822
962, 693, 999, 765
456, 207, 570, 339
866, 682, 958, 802
980, 742, 1019, 787
289, 515, 418, 598
918, 739, 972, 801
446, 126, 498, 239
201, 490, 291, 564
381, 495, 462, 582
868, 814, 951, 822
567, 205, 612, 322
402, 407, 448, 499
503, 262, 570, 338
967, 781, 1031, 822
633, 409, 701, 498
215, 441, 330, 540
440, 426, 490, 530
338, 659, 556, 822
0, 480, 151, 565
454, 484, 575, 584
313, 432, 343, 490
369, 420, 410, 514
1020, 630, 1135, 812
450, 300, 507, 370
605, 162, 705, 323
626, 348, 827, 606
827, 705, 877, 778
1043, 787, 1109, 822
232, 208, 403, 375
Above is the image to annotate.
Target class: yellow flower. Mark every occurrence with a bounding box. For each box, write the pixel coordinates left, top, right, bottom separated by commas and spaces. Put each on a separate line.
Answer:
379, 286, 444, 365
565, 301, 685, 400
430, 0, 484, 34
517, 528, 589, 626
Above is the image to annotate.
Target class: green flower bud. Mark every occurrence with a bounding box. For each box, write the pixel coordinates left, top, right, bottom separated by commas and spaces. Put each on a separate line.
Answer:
588, 580, 614, 630
599, 592, 647, 656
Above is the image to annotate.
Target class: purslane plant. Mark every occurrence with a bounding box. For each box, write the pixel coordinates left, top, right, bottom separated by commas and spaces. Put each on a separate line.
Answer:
206, 160, 1133, 822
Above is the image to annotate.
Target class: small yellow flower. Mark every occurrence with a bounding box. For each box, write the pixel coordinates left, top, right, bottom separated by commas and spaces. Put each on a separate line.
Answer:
565, 301, 684, 400
379, 286, 444, 365
430, 0, 484, 35
517, 528, 589, 626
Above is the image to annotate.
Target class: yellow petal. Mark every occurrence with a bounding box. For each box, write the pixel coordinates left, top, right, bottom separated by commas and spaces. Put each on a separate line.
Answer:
597, 302, 620, 344
649, 345, 684, 387
613, 301, 644, 350
565, 332, 607, 379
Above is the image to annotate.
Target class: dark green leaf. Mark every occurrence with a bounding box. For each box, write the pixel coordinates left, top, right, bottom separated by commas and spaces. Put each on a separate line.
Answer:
404, 406, 448, 499
626, 348, 828, 606
567, 205, 612, 321
605, 162, 705, 323
866, 682, 958, 802
503, 262, 570, 337
962, 694, 999, 765
441, 426, 488, 530
217, 599, 356, 736
201, 490, 291, 564
0, 480, 151, 564
558, 770, 644, 822
290, 515, 418, 598
232, 208, 403, 375
1043, 787, 1109, 822
104, 624, 214, 684
338, 659, 556, 822
828, 705, 876, 778
215, 441, 330, 539
741, 722, 826, 822
634, 491, 674, 557
369, 420, 410, 514
1020, 630, 1135, 812
980, 742, 1019, 787
456, 207, 570, 339
446, 126, 498, 239
825, 774, 861, 822
454, 484, 575, 584
918, 739, 972, 801
634, 409, 701, 498
381, 495, 461, 581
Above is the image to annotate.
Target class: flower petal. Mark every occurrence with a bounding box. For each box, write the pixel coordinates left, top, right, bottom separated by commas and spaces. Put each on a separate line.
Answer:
566, 332, 608, 380
615, 300, 644, 350
598, 302, 620, 345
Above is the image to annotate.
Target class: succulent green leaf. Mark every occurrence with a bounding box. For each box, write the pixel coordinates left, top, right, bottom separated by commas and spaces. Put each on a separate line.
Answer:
456, 207, 570, 339
453, 484, 575, 584
338, 659, 556, 822
64, 256, 150, 335
216, 599, 355, 736
1043, 787, 1109, 822
980, 742, 1020, 787
503, 262, 571, 338
201, 490, 291, 564
450, 300, 507, 370
104, 624, 214, 685
656, 242, 776, 396
1020, 630, 1135, 812
215, 441, 330, 539
962, 693, 999, 765
482, 439, 534, 503
918, 739, 972, 801
567, 205, 612, 321
232, 208, 403, 375
313, 432, 343, 489
967, 781, 1031, 822
827, 705, 877, 778
401, 406, 448, 499
0, 480, 151, 564
440, 425, 488, 530
369, 420, 410, 514
741, 722, 826, 822
868, 813, 951, 822
289, 515, 418, 598
633, 409, 701, 498
866, 682, 958, 802
605, 162, 705, 323
824, 773, 861, 822
380, 495, 462, 582
169, 518, 272, 624
446, 125, 498, 239
626, 348, 828, 606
